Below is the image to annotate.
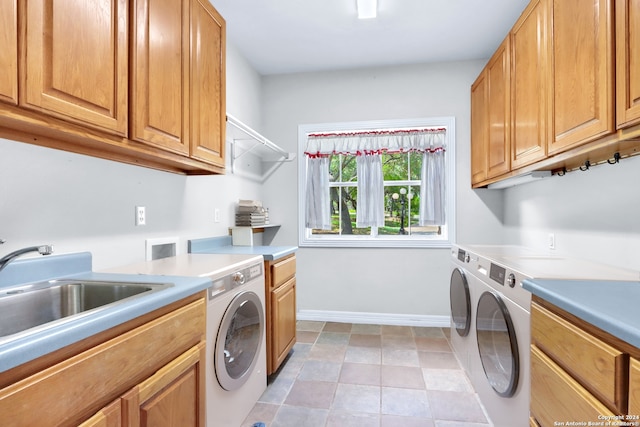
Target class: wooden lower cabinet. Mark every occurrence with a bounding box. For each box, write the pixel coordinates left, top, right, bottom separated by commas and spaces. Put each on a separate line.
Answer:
530, 299, 640, 427
531, 345, 616, 426
122, 342, 205, 427
265, 254, 297, 375
0, 294, 206, 427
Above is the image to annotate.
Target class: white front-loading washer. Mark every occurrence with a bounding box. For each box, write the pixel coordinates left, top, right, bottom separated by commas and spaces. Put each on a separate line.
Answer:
205, 257, 266, 427
455, 244, 640, 427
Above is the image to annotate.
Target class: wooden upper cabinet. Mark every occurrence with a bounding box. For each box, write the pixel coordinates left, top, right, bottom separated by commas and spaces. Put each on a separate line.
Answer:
22, 0, 128, 135
616, 0, 640, 128
471, 72, 488, 185
486, 37, 511, 179
547, 0, 614, 155
511, 0, 548, 169
131, 0, 190, 155
190, 0, 226, 167
0, 0, 18, 104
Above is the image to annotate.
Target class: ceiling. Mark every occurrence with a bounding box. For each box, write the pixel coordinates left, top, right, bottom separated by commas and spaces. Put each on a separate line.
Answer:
211, 0, 530, 75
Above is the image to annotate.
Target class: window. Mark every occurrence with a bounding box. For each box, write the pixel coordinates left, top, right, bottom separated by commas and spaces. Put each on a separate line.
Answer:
298, 117, 456, 248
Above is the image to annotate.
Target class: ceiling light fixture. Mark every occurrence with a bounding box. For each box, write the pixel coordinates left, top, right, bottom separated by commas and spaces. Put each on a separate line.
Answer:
356, 0, 377, 19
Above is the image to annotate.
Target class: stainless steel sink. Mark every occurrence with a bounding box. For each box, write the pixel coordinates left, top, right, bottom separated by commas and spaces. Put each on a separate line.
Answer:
0, 279, 173, 340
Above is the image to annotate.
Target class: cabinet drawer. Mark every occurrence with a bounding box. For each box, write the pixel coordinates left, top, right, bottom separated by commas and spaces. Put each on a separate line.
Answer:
271, 255, 296, 288
531, 303, 625, 411
0, 298, 205, 427
531, 345, 616, 427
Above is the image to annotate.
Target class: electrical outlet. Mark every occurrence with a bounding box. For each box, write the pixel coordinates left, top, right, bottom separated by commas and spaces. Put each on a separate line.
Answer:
548, 233, 555, 250
136, 206, 146, 226
214, 208, 221, 223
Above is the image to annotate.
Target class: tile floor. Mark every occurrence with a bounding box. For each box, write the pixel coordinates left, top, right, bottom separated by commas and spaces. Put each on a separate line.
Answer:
242, 321, 493, 427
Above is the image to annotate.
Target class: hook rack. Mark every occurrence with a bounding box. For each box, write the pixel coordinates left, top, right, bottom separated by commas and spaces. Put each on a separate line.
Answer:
607, 152, 621, 165
579, 160, 591, 171
557, 151, 623, 176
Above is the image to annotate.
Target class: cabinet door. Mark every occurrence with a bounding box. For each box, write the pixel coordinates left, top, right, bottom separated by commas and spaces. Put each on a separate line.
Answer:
122, 342, 205, 427
131, 0, 190, 155
271, 277, 296, 373
22, 0, 128, 135
190, 0, 226, 168
486, 36, 511, 179
547, 0, 614, 154
79, 400, 122, 427
470, 72, 488, 186
616, 0, 640, 128
0, 0, 17, 104
630, 357, 640, 415
511, 0, 548, 169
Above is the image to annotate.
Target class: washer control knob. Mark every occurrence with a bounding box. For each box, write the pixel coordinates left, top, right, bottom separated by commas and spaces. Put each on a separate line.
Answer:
464, 254, 470, 263
232, 272, 246, 286
507, 273, 516, 288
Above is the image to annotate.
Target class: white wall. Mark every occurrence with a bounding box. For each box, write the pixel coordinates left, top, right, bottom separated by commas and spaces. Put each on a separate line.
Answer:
0, 42, 264, 270
259, 61, 505, 320
503, 154, 640, 271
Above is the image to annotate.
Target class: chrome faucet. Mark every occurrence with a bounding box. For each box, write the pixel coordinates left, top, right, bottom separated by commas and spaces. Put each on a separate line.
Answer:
0, 244, 54, 272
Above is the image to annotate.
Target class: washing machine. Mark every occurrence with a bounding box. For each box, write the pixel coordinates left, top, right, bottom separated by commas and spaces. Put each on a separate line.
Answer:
205, 256, 266, 427
453, 244, 640, 427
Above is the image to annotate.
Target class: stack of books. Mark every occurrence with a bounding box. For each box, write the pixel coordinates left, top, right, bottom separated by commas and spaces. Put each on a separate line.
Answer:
235, 200, 269, 226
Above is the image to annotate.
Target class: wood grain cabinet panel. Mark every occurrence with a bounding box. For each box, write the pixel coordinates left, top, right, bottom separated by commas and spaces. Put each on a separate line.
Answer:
265, 254, 297, 374
470, 72, 488, 186
530, 345, 616, 427
22, 0, 128, 135
531, 303, 626, 412
630, 357, 640, 415
486, 36, 511, 179
510, 0, 548, 169
131, 0, 190, 155
547, 0, 614, 154
0, 0, 17, 104
79, 400, 122, 427
190, 0, 226, 168
616, 0, 640, 128
271, 277, 296, 373
122, 342, 205, 427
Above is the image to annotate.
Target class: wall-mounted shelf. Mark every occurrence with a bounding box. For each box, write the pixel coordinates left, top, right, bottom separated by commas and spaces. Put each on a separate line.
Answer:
226, 114, 295, 181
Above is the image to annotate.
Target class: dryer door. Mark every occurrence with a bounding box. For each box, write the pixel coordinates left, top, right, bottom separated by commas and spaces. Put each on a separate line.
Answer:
215, 290, 264, 391
476, 291, 519, 397
450, 267, 471, 337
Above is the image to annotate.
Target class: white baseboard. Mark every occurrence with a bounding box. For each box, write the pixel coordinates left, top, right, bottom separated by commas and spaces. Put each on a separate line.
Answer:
297, 309, 450, 328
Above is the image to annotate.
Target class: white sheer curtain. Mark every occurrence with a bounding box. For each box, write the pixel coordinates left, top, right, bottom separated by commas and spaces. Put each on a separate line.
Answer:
356, 154, 384, 227
305, 156, 331, 229
420, 149, 445, 226
304, 128, 446, 230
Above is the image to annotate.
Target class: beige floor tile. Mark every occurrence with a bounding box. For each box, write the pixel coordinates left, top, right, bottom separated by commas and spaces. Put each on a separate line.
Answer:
332, 383, 381, 414
427, 390, 489, 423
284, 380, 337, 409
298, 359, 342, 382
415, 336, 453, 352
339, 362, 381, 386
326, 411, 380, 426
296, 330, 320, 344
349, 333, 382, 347
418, 350, 461, 369
271, 405, 328, 427
381, 365, 426, 389
382, 414, 436, 427
323, 321, 353, 333
382, 347, 420, 367
351, 323, 382, 335
296, 320, 325, 332
381, 325, 413, 336
241, 402, 279, 427
307, 343, 347, 362
381, 387, 431, 418
344, 346, 382, 364
423, 368, 473, 392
